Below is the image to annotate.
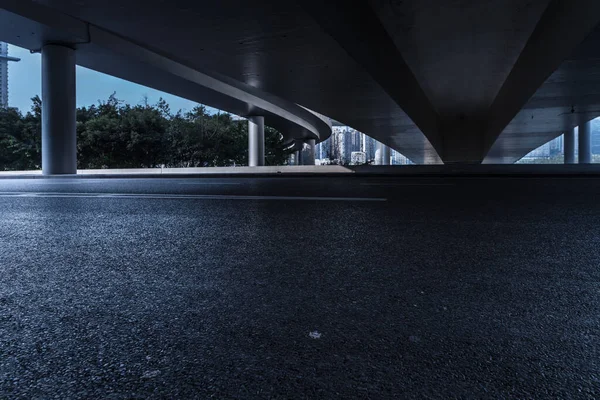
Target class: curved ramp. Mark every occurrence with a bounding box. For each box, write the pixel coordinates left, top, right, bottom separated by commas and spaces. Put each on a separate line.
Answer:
0, 0, 331, 145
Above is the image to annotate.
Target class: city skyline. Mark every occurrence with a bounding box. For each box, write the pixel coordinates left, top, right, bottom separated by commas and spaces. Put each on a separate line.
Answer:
316, 126, 411, 165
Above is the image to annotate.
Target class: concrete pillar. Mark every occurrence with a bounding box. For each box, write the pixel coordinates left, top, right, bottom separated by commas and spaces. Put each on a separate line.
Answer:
42, 44, 76, 175
302, 139, 316, 165
579, 121, 592, 164
248, 116, 265, 166
564, 128, 576, 164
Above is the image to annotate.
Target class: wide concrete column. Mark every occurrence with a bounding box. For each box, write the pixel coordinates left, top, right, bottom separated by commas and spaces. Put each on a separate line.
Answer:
375, 142, 390, 165
248, 116, 265, 166
564, 128, 576, 164
579, 121, 592, 164
42, 44, 76, 175
301, 139, 316, 165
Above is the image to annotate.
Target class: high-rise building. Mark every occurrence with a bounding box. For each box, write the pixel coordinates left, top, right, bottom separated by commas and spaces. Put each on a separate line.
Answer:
391, 149, 411, 165
549, 134, 563, 156
591, 119, 600, 155
363, 134, 376, 162
0, 42, 9, 108
0, 42, 20, 109
316, 125, 410, 165
330, 126, 352, 163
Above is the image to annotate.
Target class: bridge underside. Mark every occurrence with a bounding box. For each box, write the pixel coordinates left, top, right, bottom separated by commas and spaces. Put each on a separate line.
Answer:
2, 0, 600, 164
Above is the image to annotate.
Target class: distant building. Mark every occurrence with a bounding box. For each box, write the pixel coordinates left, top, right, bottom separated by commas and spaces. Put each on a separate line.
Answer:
363, 135, 376, 161
527, 142, 551, 158
338, 130, 349, 163
332, 126, 352, 163
351, 151, 366, 165
391, 150, 411, 165
316, 125, 410, 165
0, 42, 8, 108
520, 135, 564, 161
592, 120, 600, 155
0, 42, 20, 109
549, 134, 563, 156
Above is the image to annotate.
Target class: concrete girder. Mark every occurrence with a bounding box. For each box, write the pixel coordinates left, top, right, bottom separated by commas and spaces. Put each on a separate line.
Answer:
483, 0, 600, 160
299, 0, 443, 164
302, 0, 600, 164
0, 0, 331, 150
4, 1, 600, 164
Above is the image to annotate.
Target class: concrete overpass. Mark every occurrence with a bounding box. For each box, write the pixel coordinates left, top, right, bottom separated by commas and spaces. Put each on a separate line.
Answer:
3, 3, 600, 396
2, 0, 600, 169
0, 0, 332, 173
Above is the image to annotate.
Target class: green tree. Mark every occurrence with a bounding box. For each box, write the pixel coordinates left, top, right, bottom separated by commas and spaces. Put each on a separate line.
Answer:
0, 97, 41, 171
0, 94, 291, 170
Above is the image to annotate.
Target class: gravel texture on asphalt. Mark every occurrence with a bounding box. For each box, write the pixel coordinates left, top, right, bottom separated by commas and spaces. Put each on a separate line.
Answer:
0, 177, 599, 398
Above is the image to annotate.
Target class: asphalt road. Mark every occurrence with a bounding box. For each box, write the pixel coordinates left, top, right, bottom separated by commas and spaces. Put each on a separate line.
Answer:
1, 176, 599, 398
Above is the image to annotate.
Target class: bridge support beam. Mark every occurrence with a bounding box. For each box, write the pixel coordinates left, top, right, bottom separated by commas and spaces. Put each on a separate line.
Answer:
579, 121, 592, 164
248, 116, 265, 166
42, 44, 76, 175
564, 128, 576, 164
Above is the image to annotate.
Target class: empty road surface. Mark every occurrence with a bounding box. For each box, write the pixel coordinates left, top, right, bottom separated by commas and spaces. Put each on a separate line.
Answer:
0, 176, 599, 398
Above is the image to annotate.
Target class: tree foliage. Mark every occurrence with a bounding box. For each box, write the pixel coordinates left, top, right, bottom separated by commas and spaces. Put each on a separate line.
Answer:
0, 94, 290, 170
0, 96, 42, 171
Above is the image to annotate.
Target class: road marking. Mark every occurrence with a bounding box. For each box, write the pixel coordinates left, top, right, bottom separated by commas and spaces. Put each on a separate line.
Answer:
177, 182, 241, 185
360, 182, 454, 186
18, 181, 87, 184
0, 192, 386, 202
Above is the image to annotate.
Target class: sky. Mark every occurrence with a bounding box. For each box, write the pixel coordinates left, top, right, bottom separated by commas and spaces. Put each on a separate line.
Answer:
7, 44, 217, 115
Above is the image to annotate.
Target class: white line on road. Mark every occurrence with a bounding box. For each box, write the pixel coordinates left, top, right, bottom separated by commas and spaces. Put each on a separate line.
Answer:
0, 180, 87, 184
177, 182, 241, 185
0, 192, 386, 202
360, 183, 455, 186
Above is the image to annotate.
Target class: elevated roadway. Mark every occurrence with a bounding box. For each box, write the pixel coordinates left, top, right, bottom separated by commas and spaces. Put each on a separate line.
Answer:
7, 0, 600, 165
5, 1, 600, 165
0, 0, 332, 167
